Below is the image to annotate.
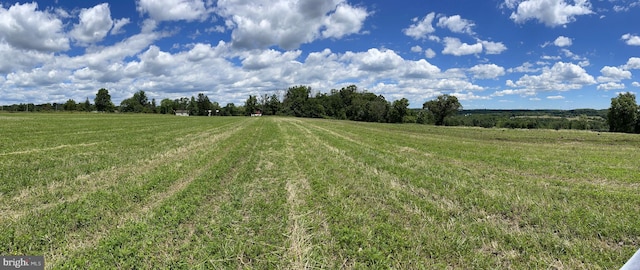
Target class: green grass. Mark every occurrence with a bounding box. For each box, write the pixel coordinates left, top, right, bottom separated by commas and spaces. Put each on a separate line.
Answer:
1, 113, 639, 268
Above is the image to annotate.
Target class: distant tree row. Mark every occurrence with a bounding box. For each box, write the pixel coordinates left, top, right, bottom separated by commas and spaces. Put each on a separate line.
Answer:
274, 85, 415, 123
9, 85, 632, 133
0, 85, 461, 125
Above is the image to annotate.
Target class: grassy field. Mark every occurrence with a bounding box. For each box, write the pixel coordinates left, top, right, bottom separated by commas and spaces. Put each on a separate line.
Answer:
1, 113, 639, 269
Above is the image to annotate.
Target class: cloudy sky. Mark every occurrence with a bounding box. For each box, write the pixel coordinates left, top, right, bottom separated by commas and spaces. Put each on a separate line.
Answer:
0, 0, 639, 109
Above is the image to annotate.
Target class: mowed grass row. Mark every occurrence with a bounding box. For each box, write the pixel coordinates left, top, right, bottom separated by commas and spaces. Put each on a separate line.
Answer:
1, 113, 639, 268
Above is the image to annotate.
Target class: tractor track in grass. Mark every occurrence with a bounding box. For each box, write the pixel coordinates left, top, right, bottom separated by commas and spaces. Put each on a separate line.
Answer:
296, 120, 465, 212
0, 142, 102, 156
46, 119, 252, 267
272, 119, 314, 269
3, 115, 639, 268
0, 119, 247, 222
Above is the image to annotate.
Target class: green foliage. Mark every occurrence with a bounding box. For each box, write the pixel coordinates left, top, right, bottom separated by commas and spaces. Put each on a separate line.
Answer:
188, 96, 197, 116
120, 90, 155, 113
244, 95, 258, 116
63, 99, 77, 111
283, 85, 311, 117
608, 92, 639, 133
389, 98, 409, 123
94, 88, 114, 112
423, 94, 462, 125
195, 93, 212, 116
159, 98, 173, 114
265, 94, 281, 115
82, 98, 93, 112
220, 102, 238, 116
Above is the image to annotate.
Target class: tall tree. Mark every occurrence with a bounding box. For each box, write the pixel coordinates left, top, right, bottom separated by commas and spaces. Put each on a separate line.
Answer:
188, 96, 198, 116
423, 94, 462, 126
608, 92, 639, 133
196, 93, 212, 116
389, 98, 409, 123
159, 98, 173, 114
283, 85, 311, 117
94, 88, 114, 112
244, 95, 259, 116
266, 94, 281, 115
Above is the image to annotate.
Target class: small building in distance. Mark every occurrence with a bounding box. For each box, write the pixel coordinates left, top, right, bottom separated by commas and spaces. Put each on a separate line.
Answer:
175, 110, 189, 116
251, 110, 262, 117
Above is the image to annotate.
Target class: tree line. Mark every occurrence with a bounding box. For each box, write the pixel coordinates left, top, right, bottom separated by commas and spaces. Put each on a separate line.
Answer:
0, 85, 462, 124
4, 86, 639, 134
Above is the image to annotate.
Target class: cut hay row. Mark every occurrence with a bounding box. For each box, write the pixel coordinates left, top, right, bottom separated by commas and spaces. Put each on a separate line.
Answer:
0, 113, 638, 268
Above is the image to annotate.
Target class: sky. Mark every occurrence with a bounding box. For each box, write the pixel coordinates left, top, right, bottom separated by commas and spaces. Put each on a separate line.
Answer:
0, 0, 639, 109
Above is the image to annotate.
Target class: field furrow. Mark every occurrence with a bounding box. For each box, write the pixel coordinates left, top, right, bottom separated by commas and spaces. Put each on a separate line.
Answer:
0, 119, 245, 222
1, 114, 639, 269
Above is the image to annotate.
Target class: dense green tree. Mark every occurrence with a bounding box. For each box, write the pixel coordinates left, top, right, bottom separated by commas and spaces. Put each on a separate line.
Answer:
608, 92, 639, 133
266, 94, 281, 115
150, 98, 157, 113
259, 94, 269, 113
188, 96, 198, 116
244, 95, 259, 116
423, 94, 462, 126
94, 88, 114, 112
283, 85, 311, 117
389, 98, 409, 123
82, 98, 92, 112
119, 98, 139, 113
196, 93, 212, 116
159, 98, 173, 114
303, 97, 325, 118
174, 97, 189, 110
120, 91, 155, 113
211, 101, 221, 115
63, 99, 77, 111
221, 103, 237, 116
135, 91, 148, 107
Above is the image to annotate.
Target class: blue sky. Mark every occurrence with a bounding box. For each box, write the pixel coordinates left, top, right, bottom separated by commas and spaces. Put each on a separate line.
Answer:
1, 0, 639, 109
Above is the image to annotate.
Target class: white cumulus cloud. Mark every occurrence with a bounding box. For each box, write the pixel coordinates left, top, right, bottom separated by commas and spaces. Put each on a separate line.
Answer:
554, 36, 572, 47
597, 82, 625, 90
404, 12, 436, 39
217, 0, 369, 50
442, 37, 483, 56
436, 15, 475, 34
624, 57, 640, 69
137, 0, 210, 22
322, 3, 369, 39
622, 33, 640, 46
598, 66, 632, 82
424, 48, 436, 59
0, 2, 69, 52
509, 62, 596, 93
469, 64, 506, 79
71, 3, 114, 44
506, 0, 593, 27
482, 40, 508, 54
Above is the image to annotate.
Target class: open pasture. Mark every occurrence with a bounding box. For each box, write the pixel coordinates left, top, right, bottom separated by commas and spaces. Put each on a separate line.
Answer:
1, 113, 639, 268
